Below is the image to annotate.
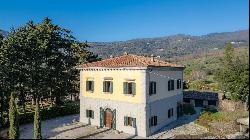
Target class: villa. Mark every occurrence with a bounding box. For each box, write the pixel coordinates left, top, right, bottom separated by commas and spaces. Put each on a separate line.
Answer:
76, 53, 185, 137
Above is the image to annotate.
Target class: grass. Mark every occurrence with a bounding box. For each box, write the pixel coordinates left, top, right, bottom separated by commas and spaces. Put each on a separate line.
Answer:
195, 109, 249, 137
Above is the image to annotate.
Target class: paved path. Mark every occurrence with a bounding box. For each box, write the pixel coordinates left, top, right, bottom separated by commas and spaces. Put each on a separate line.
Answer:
149, 107, 208, 139
1, 108, 207, 139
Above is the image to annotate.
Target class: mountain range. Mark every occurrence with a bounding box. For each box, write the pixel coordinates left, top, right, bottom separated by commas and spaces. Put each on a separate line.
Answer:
0, 29, 8, 37
88, 30, 249, 59
1, 29, 249, 59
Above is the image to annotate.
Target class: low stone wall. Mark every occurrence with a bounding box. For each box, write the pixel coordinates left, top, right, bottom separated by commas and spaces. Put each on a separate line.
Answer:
218, 99, 245, 112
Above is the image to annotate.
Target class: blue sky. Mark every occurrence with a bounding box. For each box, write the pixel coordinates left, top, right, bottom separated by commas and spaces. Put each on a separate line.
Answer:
0, 0, 249, 42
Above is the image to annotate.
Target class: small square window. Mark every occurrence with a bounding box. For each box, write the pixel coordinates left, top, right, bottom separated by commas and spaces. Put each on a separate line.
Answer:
86, 110, 94, 119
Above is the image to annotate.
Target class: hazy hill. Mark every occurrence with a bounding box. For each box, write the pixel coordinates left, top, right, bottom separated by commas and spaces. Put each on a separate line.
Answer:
88, 30, 249, 59
0, 29, 8, 37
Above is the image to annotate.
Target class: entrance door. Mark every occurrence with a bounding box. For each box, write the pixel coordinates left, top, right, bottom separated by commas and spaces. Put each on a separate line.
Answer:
105, 110, 112, 128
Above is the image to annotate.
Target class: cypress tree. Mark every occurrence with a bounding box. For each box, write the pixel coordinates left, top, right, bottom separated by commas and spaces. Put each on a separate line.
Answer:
8, 93, 19, 139
34, 98, 42, 139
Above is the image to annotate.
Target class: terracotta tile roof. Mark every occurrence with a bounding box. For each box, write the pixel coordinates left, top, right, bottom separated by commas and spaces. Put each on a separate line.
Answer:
77, 54, 185, 68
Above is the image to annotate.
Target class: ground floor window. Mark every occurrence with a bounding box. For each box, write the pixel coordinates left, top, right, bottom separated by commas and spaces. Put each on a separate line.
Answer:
124, 116, 136, 127
168, 108, 173, 118
86, 110, 94, 119
149, 116, 157, 127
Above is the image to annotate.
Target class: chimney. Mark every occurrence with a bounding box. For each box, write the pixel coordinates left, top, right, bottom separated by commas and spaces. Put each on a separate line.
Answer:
124, 52, 128, 55
151, 54, 154, 62
110, 55, 113, 58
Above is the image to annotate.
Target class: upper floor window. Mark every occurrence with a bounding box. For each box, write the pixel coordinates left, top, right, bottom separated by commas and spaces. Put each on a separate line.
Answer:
86, 110, 94, 119
149, 81, 156, 95
124, 116, 136, 127
168, 108, 174, 118
168, 80, 175, 91
123, 82, 136, 95
86, 81, 94, 91
103, 81, 113, 93
177, 79, 182, 89
149, 116, 157, 127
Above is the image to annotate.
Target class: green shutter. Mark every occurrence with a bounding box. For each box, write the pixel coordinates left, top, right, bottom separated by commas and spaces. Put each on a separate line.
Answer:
149, 82, 152, 95
132, 82, 136, 95
132, 118, 136, 128
86, 81, 89, 91
154, 82, 156, 94
124, 116, 128, 126
112, 109, 116, 129
86, 110, 89, 117
110, 81, 113, 93
123, 82, 128, 94
103, 81, 106, 92
100, 108, 104, 128
168, 81, 170, 91
92, 110, 94, 119
91, 81, 94, 91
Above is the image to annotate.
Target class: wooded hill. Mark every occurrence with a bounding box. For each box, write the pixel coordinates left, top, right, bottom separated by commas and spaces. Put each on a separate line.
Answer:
88, 30, 249, 59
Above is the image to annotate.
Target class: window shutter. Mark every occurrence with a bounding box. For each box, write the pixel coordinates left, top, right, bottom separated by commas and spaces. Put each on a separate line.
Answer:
103, 81, 106, 92
86, 81, 89, 91
100, 108, 104, 128
168, 81, 170, 91
149, 118, 151, 127
172, 80, 174, 90
92, 110, 94, 119
153, 82, 156, 94
132, 118, 136, 128
124, 116, 128, 126
112, 109, 116, 129
168, 110, 170, 118
86, 110, 89, 117
155, 116, 157, 125
132, 82, 136, 95
110, 81, 113, 93
149, 82, 152, 95
91, 81, 94, 91
123, 82, 128, 94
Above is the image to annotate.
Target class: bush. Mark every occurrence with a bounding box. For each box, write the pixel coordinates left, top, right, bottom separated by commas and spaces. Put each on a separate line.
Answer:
19, 102, 79, 125
183, 103, 196, 115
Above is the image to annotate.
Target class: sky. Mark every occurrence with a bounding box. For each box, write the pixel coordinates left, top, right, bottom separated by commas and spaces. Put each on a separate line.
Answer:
0, 0, 249, 42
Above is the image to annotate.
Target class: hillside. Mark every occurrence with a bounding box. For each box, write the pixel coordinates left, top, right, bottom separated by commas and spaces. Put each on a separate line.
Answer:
172, 46, 249, 91
0, 29, 8, 37
88, 30, 249, 59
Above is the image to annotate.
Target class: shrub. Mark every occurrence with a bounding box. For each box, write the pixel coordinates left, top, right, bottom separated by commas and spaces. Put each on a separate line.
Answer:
183, 103, 196, 115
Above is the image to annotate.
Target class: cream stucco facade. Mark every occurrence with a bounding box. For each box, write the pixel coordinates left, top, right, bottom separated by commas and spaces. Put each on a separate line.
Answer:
79, 66, 184, 137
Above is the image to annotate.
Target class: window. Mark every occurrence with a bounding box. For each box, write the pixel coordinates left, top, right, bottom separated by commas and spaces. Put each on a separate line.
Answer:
123, 82, 136, 95
177, 79, 182, 89
149, 81, 156, 95
86, 81, 94, 91
149, 116, 157, 127
168, 108, 174, 118
124, 116, 136, 127
103, 81, 113, 93
168, 80, 175, 91
86, 110, 94, 119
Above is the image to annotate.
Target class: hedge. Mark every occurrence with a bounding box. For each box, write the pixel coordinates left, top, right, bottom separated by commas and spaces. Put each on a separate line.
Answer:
1, 102, 79, 128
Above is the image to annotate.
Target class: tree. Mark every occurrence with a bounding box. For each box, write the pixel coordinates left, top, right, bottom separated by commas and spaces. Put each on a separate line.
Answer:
1, 17, 99, 109
8, 93, 19, 139
34, 99, 42, 139
215, 43, 249, 101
